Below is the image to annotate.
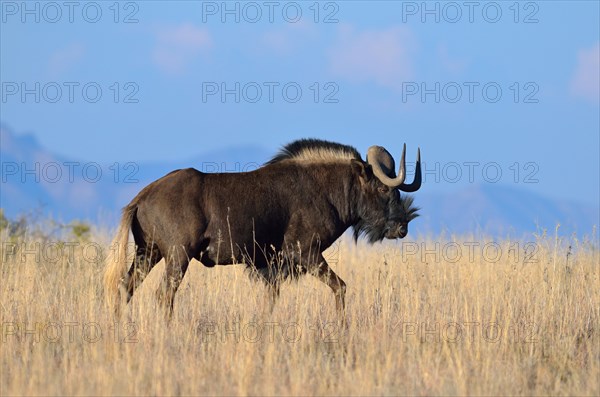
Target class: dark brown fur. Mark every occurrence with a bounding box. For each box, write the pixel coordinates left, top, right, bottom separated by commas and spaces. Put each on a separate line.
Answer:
104, 139, 419, 319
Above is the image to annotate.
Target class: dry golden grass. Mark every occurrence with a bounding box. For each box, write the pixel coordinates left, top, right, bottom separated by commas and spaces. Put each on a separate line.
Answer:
1, 226, 598, 396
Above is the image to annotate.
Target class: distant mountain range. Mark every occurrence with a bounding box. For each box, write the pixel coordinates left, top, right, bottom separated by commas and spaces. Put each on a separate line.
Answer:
416, 185, 597, 237
1, 125, 597, 237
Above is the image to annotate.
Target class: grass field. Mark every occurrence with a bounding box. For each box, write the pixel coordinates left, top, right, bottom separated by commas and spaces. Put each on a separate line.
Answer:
1, 226, 598, 396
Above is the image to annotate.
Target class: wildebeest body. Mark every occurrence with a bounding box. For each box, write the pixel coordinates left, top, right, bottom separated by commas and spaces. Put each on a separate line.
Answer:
133, 162, 358, 271
104, 139, 421, 319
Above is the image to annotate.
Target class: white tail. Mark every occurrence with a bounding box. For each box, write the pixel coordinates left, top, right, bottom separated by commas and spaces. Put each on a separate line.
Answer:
103, 205, 136, 313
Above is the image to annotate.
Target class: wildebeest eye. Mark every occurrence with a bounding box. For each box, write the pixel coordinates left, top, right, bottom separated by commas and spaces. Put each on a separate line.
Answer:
377, 186, 389, 194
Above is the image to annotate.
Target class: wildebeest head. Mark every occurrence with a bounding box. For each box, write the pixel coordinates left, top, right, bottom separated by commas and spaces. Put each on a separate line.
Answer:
265, 138, 421, 243
352, 144, 421, 242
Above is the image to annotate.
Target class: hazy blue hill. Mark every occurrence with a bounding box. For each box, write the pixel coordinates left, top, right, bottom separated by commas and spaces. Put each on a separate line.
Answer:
1, 126, 65, 218
1, 126, 597, 237
415, 184, 598, 237
0, 126, 272, 223
133, 144, 272, 181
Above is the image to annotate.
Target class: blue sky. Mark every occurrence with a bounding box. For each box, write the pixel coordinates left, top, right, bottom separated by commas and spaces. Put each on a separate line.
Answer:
2, 1, 599, 205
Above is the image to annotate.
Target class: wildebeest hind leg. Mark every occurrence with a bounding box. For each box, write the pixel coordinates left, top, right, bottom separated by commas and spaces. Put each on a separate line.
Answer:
264, 282, 280, 315
156, 247, 192, 320
121, 244, 162, 305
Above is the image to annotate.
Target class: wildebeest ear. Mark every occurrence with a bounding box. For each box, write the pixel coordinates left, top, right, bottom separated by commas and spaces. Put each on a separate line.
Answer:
351, 160, 372, 182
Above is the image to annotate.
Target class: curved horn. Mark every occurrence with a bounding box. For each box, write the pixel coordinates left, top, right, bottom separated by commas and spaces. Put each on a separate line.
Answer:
367, 144, 406, 188
399, 148, 422, 192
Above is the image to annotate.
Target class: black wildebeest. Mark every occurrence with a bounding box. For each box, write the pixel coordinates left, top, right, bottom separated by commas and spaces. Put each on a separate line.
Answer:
104, 139, 421, 318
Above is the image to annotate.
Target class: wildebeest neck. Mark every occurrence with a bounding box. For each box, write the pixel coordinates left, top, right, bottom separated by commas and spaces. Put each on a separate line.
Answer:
267, 160, 359, 232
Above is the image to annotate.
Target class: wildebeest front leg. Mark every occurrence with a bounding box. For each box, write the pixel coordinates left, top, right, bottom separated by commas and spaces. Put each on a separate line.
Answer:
314, 258, 347, 315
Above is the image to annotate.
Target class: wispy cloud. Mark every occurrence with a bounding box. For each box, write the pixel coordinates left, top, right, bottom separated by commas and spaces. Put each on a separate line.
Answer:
259, 21, 317, 55
152, 23, 213, 75
570, 42, 599, 103
437, 44, 468, 75
328, 25, 416, 90
48, 42, 85, 76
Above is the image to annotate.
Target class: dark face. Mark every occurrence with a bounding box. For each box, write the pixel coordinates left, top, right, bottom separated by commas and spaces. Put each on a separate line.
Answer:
384, 192, 418, 239
351, 161, 419, 242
